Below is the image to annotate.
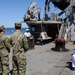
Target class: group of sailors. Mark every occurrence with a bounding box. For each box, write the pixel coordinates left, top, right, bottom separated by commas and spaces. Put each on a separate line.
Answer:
0, 22, 75, 75
0, 22, 33, 75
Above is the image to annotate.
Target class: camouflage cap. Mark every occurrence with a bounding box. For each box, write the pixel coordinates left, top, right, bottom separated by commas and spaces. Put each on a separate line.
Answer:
0, 25, 4, 30
15, 22, 22, 27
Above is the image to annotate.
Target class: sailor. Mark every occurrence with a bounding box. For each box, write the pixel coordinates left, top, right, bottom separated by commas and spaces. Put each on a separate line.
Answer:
24, 29, 34, 49
0, 25, 10, 75
24, 29, 32, 37
10, 22, 28, 75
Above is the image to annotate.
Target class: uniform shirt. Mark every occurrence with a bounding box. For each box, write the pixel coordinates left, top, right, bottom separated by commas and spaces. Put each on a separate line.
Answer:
0, 34, 10, 57
10, 32, 28, 54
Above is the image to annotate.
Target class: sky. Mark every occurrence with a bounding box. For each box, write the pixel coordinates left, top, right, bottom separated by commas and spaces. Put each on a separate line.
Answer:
0, 0, 62, 28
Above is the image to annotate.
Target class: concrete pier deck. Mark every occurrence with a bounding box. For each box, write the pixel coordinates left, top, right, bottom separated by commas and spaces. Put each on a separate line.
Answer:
9, 42, 75, 75
26, 42, 75, 75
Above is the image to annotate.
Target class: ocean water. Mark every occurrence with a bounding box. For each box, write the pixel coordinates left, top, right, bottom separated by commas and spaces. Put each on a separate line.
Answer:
4, 28, 27, 37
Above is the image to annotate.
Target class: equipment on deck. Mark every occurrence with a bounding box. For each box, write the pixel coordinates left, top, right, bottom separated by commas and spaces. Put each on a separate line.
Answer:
23, 0, 75, 42
24, 2, 41, 21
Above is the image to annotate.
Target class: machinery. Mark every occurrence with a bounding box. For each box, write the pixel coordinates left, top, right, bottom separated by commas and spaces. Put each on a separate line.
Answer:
45, 0, 75, 42
23, 2, 41, 21
24, 0, 71, 21
23, 0, 75, 42
45, 0, 70, 20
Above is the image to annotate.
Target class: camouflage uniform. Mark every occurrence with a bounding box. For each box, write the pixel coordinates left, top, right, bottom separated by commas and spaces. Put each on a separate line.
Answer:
0, 26, 10, 75
10, 22, 28, 75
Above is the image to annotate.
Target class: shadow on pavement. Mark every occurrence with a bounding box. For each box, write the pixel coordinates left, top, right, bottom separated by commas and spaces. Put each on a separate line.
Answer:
51, 47, 70, 52
36, 39, 53, 45
66, 62, 73, 70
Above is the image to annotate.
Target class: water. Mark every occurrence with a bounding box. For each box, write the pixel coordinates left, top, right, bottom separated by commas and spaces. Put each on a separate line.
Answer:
4, 28, 28, 37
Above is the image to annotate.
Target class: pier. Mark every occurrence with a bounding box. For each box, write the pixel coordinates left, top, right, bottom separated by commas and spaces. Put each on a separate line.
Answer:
26, 42, 75, 75
9, 42, 75, 75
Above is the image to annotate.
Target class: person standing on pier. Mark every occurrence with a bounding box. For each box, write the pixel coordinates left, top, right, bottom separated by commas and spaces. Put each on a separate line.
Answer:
0, 25, 10, 75
24, 29, 34, 49
10, 22, 28, 75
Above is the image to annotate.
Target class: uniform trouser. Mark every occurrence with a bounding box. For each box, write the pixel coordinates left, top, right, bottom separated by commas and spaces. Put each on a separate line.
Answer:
27, 37, 34, 49
13, 52, 26, 75
27, 37, 30, 49
1, 56, 9, 75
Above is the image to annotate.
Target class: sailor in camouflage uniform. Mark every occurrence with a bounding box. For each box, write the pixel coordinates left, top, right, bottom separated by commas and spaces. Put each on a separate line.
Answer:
0, 25, 10, 75
10, 22, 28, 75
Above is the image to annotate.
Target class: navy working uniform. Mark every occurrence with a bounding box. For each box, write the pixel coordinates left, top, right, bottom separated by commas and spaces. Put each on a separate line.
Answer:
0, 25, 10, 75
10, 22, 28, 75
